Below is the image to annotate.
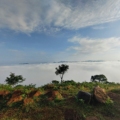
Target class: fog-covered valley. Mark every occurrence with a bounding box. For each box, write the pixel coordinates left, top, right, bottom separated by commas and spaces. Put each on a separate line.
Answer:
0, 61, 120, 86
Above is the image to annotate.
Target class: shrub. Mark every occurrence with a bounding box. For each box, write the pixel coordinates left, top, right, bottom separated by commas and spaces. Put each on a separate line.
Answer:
52, 80, 59, 84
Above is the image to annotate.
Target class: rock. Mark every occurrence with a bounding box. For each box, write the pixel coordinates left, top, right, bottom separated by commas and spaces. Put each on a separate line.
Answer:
93, 86, 109, 103
77, 91, 92, 103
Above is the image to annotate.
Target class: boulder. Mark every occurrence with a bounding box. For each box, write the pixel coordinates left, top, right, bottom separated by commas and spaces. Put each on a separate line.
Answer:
93, 86, 109, 103
77, 91, 92, 103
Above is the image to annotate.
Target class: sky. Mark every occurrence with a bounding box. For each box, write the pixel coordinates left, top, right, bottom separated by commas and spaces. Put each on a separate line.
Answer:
0, 0, 120, 65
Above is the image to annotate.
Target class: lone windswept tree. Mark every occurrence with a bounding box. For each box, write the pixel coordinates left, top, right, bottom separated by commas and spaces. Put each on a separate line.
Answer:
5, 73, 25, 86
55, 64, 69, 83
91, 74, 108, 83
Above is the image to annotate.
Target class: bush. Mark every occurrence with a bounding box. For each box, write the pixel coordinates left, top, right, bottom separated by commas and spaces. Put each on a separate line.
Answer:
63, 80, 76, 85
52, 80, 59, 84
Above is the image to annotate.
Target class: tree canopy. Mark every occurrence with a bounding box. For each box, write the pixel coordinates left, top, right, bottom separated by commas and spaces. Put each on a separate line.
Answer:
55, 64, 69, 83
5, 73, 25, 86
91, 74, 108, 83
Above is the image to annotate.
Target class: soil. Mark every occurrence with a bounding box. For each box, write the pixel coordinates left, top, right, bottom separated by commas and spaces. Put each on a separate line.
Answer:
107, 92, 120, 102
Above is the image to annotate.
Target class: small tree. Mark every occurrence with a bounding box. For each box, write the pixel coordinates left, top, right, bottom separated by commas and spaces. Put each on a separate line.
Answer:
55, 64, 69, 83
91, 74, 108, 83
5, 73, 25, 86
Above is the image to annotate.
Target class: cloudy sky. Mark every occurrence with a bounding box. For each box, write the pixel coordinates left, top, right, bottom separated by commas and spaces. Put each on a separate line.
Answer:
0, 0, 120, 65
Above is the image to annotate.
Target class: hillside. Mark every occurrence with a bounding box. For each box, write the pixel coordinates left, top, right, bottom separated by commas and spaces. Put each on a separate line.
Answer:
0, 81, 120, 120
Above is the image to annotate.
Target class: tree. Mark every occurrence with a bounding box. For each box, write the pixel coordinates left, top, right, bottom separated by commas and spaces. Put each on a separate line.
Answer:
5, 73, 25, 86
91, 74, 108, 83
55, 64, 69, 83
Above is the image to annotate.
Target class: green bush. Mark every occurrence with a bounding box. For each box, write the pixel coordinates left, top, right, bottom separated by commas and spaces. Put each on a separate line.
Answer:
52, 80, 59, 84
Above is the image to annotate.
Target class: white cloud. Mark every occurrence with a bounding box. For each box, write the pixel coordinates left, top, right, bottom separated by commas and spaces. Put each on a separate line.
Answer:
92, 25, 106, 30
0, 62, 120, 86
68, 36, 120, 54
0, 0, 120, 33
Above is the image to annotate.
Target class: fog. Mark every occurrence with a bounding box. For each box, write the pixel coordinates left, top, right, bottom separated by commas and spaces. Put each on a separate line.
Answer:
0, 61, 120, 87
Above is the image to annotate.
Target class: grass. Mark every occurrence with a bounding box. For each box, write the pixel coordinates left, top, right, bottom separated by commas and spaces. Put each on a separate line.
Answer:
0, 81, 120, 120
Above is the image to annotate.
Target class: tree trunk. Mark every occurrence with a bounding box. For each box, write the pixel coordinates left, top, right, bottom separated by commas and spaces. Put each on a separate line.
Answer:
61, 74, 64, 83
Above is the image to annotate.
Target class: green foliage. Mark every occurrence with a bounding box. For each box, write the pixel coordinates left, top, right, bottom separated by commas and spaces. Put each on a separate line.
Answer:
43, 83, 55, 90
0, 80, 120, 120
25, 83, 36, 89
52, 80, 59, 84
63, 80, 76, 85
55, 64, 69, 83
5, 73, 25, 86
91, 74, 108, 83
105, 97, 114, 105
110, 88, 120, 94
0, 84, 13, 91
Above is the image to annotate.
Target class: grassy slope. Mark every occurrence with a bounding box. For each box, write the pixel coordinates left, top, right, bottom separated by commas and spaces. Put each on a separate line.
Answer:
0, 81, 120, 120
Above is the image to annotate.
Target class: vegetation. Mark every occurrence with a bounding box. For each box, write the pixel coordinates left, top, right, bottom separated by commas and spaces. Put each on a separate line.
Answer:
5, 73, 25, 86
91, 74, 108, 83
55, 64, 69, 83
52, 80, 59, 84
0, 66, 120, 120
0, 80, 120, 120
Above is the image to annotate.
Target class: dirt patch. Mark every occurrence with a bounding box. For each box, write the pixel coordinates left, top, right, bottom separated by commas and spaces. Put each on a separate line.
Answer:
12, 90, 23, 98
7, 96, 23, 105
66, 96, 76, 104
45, 90, 63, 101
108, 92, 120, 102
0, 90, 10, 96
61, 93, 69, 98
7, 90, 23, 105
27, 90, 41, 98
24, 98, 34, 105
85, 116, 99, 120
34, 90, 41, 97
64, 108, 81, 120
